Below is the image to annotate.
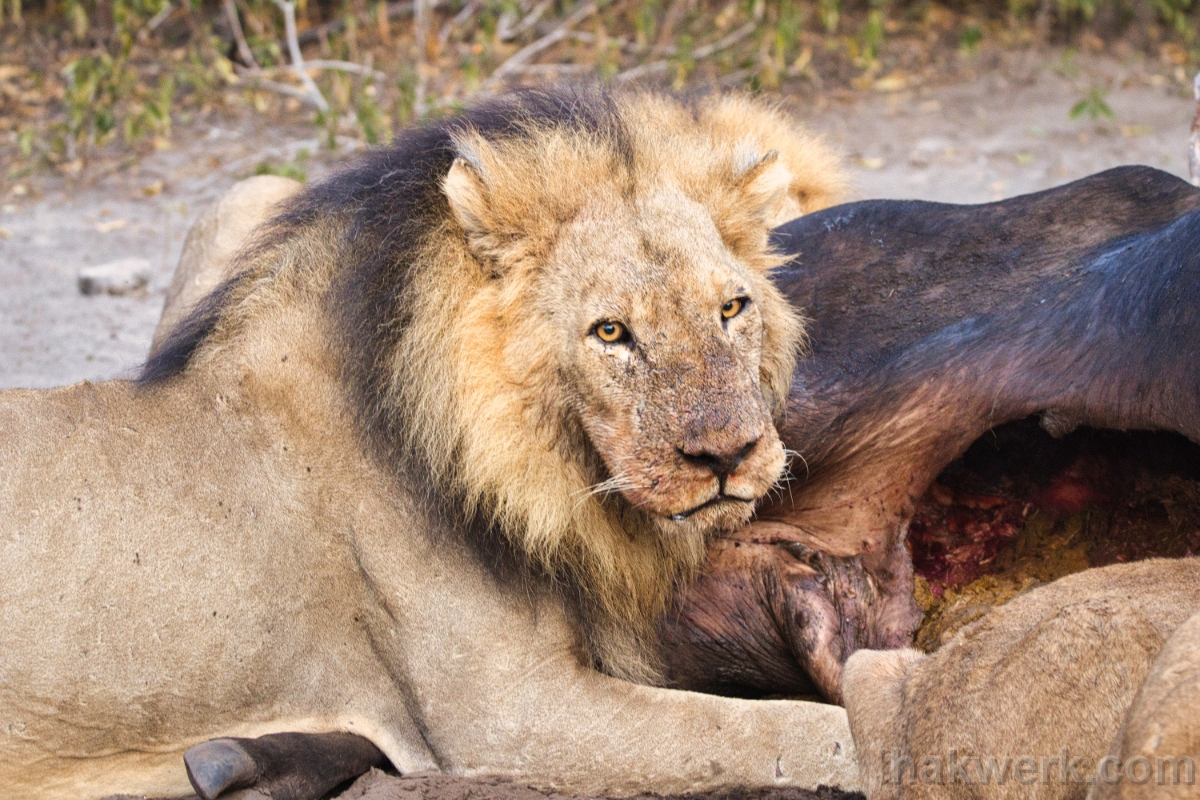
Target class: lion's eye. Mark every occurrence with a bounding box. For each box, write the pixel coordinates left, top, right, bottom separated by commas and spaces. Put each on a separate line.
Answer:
594, 321, 628, 344
721, 297, 749, 320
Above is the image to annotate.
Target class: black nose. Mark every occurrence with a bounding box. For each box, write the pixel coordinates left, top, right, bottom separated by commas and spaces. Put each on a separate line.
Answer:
677, 437, 760, 481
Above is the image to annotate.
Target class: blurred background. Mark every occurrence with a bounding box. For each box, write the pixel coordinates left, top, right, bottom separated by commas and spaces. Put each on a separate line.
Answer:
0, 0, 1197, 386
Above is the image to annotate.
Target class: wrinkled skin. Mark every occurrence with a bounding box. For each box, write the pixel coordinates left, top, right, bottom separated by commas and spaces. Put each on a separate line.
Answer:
660, 528, 913, 704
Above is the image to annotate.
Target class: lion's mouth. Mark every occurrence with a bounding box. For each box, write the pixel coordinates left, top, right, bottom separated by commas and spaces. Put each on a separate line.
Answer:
669, 493, 756, 522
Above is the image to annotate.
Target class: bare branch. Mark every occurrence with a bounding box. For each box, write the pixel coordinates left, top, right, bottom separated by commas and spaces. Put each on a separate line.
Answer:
271, 0, 329, 112
1189, 71, 1199, 187
567, 30, 639, 54
223, 0, 259, 69
650, 0, 688, 54
414, 0, 431, 116
485, 0, 601, 90
613, 20, 756, 84
514, 62, 594, 75
239, 59, 388, 82
439, 0, 481, 48
136, 1, 175, 42
497, 0, 555, 41
244, 77, 317, 104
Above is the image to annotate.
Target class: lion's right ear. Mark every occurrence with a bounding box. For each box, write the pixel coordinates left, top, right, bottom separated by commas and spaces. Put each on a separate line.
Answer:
735, 148, 795, 229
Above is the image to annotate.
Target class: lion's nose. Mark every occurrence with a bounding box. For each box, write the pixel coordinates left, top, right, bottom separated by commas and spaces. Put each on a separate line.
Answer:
677, 437, 760, 481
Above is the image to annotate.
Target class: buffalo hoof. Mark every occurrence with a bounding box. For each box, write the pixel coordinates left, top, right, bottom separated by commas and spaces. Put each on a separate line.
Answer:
184, 731, 386, 800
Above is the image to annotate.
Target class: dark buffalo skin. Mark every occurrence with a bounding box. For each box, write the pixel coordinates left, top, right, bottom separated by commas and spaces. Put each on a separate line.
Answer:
183, 732, 385, 800
662, 165, 1200, 702
181, 167, 1200, 794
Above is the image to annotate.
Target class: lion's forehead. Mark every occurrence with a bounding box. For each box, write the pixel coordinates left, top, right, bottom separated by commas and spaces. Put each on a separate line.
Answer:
545, 195, 753, 318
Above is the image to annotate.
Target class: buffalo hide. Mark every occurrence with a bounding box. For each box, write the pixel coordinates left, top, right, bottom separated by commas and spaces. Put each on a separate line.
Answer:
661, 165, 1200, 702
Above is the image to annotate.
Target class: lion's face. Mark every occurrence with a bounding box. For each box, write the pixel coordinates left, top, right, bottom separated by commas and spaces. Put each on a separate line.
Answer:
441, 115, 807, 548
544, 190, 787, 535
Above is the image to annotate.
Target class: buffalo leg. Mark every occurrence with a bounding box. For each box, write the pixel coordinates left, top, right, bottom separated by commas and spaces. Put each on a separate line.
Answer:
184, 731, 386, 800
660, 523, 921, 704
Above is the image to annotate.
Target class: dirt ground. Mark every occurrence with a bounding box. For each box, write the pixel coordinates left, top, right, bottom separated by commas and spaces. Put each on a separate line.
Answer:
330, 770, 862, 800
104, 769, 863, 800
5, 46, 1198, 800
1, 48, 1196, 390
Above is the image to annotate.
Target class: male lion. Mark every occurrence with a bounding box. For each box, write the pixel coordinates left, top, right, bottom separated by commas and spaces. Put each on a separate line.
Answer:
0, 89, 856, 799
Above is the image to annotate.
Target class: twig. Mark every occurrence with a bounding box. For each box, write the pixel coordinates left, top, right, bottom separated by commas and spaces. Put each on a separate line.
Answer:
223, 0, 259, 69
147, 2, 174, 31
245, 77, 317, 104
136, 1, 174, 42
295, 0, 450, 45
515, 63, 594, 75
1189, 71, 1199, 187
485, 0, 601, 90
238, 59, 388, 82
498, 0, 555, 41
650, 0, 688, 54
613, 20, 756, 83
1034, 0, 1053, 42
568, 30, 639, 54
717, 66, 756, 87
439, 0, 481, 48
235, 0, 265, 36
299, 0, 408, 45
414, 0, 430, 116
271, 0, 329, 112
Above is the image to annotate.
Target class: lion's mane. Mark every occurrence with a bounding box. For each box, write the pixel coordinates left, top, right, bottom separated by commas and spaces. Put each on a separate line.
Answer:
143, 88, 844, 681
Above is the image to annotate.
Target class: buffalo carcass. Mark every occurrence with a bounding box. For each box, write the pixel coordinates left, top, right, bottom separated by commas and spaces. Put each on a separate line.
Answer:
661, 165, 1200, 703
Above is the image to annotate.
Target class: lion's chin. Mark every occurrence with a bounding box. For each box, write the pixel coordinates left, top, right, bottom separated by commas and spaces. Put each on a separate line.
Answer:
651, 497, 757, 537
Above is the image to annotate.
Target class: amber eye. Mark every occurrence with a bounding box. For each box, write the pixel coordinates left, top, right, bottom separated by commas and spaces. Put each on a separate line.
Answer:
594, 321, 627, 344
721, 298, 748, 320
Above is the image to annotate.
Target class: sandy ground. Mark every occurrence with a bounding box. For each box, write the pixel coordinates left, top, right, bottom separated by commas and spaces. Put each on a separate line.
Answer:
1, 49, 1195, 390
330, 769, 862, 800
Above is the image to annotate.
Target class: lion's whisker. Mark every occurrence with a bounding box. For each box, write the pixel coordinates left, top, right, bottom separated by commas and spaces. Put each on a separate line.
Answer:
782, 448, 811, 480
572, 473, 652, 510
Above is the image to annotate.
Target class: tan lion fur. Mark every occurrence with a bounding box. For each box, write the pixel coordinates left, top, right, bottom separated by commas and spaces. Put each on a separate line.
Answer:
1090, 607, 1200, 800
842, 558, 1200, 800
151, 174, 302, 353
1, 88, 859, 799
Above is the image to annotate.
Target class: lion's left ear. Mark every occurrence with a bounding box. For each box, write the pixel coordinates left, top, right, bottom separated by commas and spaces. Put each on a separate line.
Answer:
734, 148, 797, 229
443, 139, 539, 273
443, 152, 493, 241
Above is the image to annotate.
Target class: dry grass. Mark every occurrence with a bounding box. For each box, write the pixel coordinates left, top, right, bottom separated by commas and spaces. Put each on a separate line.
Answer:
1, 0, 1197, 182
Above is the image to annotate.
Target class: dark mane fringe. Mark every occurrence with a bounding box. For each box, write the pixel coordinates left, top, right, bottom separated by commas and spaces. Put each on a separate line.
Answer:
139, 86, 631, 387
136, 86, 634, 585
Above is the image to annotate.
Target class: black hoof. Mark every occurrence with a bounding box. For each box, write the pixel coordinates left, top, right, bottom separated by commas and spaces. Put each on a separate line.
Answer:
185, 738, 260, 800
184, 731, 387, 800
